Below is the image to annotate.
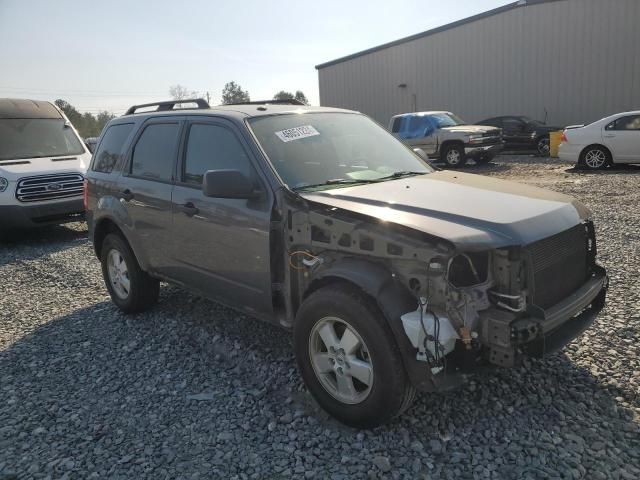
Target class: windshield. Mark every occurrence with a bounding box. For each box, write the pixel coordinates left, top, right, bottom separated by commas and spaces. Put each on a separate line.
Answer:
0, 118, 85, 160
429, 112, 466, 128
248, 113, 432, 190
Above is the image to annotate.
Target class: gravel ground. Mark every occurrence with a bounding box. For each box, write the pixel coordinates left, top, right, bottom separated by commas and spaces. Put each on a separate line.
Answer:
1, 155, 639, 480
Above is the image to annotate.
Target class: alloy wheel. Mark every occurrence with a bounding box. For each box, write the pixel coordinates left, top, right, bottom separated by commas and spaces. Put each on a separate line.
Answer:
446, 149, 461, 165
537, 138, 550, 156
584, 149, 607, 169
308, 316, 374, 404
107, 249, 130, 299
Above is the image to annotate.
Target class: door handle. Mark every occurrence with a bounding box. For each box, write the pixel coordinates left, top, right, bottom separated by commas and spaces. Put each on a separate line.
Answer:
178, 202, 199, 217
604, 134, 616, 138
121, 189, 134, 201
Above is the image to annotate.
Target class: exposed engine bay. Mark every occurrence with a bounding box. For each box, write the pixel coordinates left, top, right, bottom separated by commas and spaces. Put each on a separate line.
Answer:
278, 193, 606, 390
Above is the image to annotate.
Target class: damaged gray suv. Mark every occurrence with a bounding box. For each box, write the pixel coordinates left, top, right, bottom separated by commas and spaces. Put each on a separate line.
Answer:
86, 99, 608, 428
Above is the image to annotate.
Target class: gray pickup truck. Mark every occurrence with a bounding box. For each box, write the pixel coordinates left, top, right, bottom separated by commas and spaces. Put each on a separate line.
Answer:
86, 99, 607, 428
390, 111, 504, 167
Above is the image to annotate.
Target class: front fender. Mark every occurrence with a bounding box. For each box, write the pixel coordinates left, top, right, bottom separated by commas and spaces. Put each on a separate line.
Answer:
309, 258, 439, 392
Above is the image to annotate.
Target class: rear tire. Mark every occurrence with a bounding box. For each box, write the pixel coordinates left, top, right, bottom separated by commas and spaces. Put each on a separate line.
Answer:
100, 233, 159, 313
579, 146, 611, 170
294, 284, 415, 428
536, 136, 550, 156
441, 144, 467, 168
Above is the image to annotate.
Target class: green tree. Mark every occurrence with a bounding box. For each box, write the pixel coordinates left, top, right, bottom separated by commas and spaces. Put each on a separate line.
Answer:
54, 99, 115, 138
221, 81, 250, 104
273, 90, 295, 101
294, 90, 309, 105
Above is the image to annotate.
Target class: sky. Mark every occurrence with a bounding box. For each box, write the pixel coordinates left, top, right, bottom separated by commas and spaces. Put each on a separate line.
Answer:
0, 0, 511, 115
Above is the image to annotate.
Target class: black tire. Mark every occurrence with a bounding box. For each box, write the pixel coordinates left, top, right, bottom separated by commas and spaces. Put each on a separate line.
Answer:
294, 283, 415, 428
579, 145, 611, 170
536, 136, 550, 156
441, 144, 467, 168
100, 233, 159, 313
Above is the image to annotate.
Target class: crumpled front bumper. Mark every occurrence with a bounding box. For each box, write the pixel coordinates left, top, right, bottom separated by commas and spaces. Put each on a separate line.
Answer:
482, 265, 608, 366
464, 142, 504, 158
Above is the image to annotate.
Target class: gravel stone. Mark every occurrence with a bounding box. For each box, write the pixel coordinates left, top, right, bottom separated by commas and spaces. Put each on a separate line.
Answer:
1, 156, 639, 479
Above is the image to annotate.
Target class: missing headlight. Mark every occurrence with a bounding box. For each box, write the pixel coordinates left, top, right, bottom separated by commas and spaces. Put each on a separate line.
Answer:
448, 252, 489, 287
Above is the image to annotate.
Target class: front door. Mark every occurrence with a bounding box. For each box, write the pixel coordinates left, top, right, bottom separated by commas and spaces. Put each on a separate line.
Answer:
169, 119, 274, 318
603, 115, 640, 162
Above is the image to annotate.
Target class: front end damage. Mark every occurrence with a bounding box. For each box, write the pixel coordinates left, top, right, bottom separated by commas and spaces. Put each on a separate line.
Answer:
278, 192, 607, 393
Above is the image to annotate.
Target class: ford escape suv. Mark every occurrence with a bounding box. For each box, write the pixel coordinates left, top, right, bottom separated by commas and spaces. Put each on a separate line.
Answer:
0, 98, 90, 228
86, 99, 607, 428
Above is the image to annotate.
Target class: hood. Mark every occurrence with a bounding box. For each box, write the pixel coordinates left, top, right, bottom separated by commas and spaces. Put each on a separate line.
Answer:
300, 171, 590, 250
442, 125, 498, 134
0, 154, 90, 178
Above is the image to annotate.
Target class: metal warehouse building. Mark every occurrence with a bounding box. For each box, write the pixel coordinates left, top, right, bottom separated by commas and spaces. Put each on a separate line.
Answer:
316, 0, 640, 127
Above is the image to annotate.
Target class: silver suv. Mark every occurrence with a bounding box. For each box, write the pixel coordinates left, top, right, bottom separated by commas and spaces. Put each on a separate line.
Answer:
390, 111, 503, 167
86, 99, 607, 428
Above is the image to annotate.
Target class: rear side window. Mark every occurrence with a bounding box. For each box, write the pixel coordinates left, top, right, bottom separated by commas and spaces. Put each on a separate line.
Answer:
130, 123, 180, 181
182, 124, 253, 185
92, 123, 134, 173
606, 115, 640, 131
391, 117, 402, 133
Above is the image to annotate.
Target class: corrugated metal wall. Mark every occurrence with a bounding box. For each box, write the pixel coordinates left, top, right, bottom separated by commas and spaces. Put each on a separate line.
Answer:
317, 0, 640, 127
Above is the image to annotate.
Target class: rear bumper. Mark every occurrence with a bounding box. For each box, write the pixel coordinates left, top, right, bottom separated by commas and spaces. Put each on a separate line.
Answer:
558, 143, 582, 162
0, 198, 84, 229
465, 143, 504, 158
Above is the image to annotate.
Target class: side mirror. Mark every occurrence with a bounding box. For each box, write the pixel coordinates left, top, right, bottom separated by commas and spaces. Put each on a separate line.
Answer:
202, 169, 259, 199
413, 148, 428, 160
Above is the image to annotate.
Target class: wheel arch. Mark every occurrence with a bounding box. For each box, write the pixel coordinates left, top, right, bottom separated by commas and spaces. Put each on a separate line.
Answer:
92, 217, 149, 271
579, 143, 613, 164
302, 258, 437, 391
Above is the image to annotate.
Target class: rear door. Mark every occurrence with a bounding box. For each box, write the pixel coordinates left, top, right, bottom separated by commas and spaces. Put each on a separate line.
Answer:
603, 115, 640, 162
501, 117, 530, 147
118, 117, 183, 272
169, 118, 274, 317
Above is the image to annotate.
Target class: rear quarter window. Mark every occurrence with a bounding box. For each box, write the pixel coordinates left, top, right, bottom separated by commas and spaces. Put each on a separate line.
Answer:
91, 123, 134, 173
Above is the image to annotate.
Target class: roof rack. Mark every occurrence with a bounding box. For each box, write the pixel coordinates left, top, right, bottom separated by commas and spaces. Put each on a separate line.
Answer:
224, 99, 306, 106
125, 98, 210, 115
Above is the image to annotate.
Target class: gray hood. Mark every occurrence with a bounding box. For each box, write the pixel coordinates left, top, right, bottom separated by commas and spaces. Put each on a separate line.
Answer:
301, 171, 590, 250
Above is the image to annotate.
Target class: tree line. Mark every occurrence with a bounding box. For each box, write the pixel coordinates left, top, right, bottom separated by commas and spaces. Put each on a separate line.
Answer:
172, 81, 309, 106
53, 81, 310, 138
54, 99, 115, 139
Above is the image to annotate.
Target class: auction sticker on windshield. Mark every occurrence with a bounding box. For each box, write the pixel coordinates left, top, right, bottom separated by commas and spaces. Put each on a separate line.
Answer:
275, 125, 320, 143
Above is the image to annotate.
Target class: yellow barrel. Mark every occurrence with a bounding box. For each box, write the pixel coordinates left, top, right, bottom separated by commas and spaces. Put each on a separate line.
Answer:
549, 131, 563, 158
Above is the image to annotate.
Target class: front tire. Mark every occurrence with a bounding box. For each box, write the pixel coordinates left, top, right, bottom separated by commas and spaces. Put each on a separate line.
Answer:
100, 233, 159, 313
294, 284, 415, 428
441, 144, 467, 168
579, 146, 611, 170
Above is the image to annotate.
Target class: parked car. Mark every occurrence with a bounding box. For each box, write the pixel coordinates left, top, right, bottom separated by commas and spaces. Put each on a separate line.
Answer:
84, 137, 99, 153
87, 99, 607, 428
475, 115, 562, 156
0, 98, 91, 229
559, 111, 640, 170
389, 111, 503, 168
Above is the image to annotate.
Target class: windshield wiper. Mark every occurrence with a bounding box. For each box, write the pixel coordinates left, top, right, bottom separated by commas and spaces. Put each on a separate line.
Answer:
374, 171, 426, 181
292, 178, 378, 191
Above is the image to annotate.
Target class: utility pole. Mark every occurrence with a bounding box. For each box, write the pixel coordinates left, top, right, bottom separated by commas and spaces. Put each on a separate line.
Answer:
206, 91, 211, 105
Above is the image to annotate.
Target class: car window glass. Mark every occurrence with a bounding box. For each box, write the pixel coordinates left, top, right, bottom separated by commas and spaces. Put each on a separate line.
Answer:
502, 118, 522, 130
398, 115, 436, 139
92, 124, 134, 173
611, 115, 640, 131
183, 124, 253, 185
391, 117, 402, 133
130, 123, 180, 181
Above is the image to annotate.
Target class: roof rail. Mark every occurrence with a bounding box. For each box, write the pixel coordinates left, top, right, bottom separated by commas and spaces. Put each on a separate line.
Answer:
224, 99, 306, 106
125, 98, 210, 115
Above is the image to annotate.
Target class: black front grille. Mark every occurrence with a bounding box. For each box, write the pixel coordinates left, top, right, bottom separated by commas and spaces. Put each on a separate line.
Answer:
526, 224, 589, 309
16, 173, 84, 203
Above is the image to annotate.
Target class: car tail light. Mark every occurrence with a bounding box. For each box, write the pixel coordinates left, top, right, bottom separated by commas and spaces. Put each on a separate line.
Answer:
560, 132, 568, 143
83, 179, 88, 210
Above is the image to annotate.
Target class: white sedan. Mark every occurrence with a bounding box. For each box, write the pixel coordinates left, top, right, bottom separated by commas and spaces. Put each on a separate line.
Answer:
559, 111, 640, 170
